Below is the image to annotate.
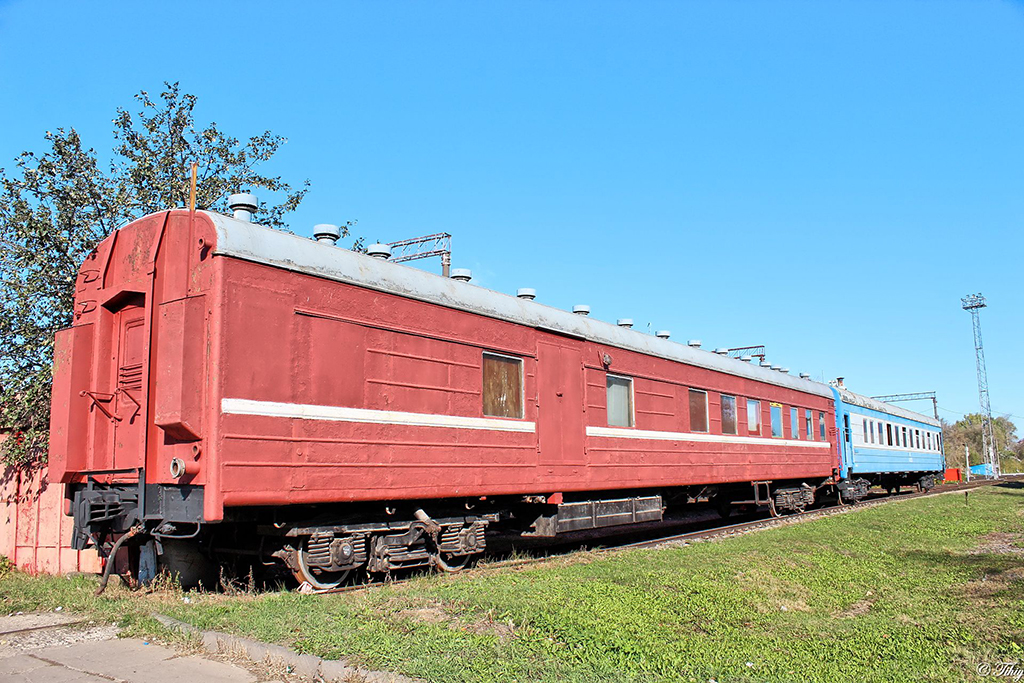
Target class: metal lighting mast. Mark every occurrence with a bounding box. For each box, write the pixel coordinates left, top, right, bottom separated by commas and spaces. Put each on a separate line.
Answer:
961, 293, 999, 477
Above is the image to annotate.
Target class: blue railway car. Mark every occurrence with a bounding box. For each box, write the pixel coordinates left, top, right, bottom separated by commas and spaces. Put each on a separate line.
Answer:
831, 384, 944, 499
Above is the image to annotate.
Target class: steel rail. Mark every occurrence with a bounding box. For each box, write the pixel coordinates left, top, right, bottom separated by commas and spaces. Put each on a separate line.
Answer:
305, 480, 1001, 595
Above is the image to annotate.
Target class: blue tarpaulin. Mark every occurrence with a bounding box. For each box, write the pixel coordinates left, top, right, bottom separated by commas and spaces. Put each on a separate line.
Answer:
969, 463, 994, 476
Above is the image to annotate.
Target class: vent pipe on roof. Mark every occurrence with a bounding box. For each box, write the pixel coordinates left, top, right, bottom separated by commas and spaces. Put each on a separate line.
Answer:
799, 372, 811, 379
451, 268, 472, 282
313, 224, 341, 245
517, 288, 536, 300
779, 368, 790, 374
740, 355, 753, 362
760, 360, 772, 368
366, 243, 392, 259
714, 348, 729, 355
655, 330, 671, 339
572, 305, 590, 316
687, 339, 702, 348
229, 193, 258, 222
617, 318, 634, 328
770, 364, 781, 371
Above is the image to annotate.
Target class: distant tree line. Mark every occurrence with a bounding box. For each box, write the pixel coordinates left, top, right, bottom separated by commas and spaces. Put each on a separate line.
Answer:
942, 413, 1023, 474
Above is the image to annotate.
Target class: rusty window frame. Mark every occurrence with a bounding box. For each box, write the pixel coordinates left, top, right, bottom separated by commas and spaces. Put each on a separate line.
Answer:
482, 352, 524, 419
606, 374, 634, 427
689, 389, 709, 433
720, 394, 738, 435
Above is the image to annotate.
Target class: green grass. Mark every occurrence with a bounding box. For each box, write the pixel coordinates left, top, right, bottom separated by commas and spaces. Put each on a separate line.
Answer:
3, 485, 1024, 682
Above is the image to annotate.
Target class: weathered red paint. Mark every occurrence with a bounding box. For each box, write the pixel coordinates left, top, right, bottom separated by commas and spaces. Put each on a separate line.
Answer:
49, 210, 840, 528
0, 465, 99, 574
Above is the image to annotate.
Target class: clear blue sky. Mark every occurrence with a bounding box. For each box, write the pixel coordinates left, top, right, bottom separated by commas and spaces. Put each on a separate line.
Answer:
1, 1, 1021, 430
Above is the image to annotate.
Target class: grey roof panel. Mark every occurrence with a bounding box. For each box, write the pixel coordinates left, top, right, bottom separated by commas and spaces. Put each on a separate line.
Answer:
835, 387, 941, 427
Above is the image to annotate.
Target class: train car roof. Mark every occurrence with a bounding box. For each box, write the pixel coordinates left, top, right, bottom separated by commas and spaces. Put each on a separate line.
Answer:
833, 386, 941, 427
203, 211, 834, 399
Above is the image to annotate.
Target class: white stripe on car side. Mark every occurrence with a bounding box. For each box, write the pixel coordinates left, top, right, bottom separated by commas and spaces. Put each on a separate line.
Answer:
587, 426, 831, 448
222, 398, 833, 447
221, 398, 536, 433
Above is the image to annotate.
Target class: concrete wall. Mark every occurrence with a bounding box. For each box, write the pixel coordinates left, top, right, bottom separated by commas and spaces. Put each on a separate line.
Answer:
0, 463, 100, 574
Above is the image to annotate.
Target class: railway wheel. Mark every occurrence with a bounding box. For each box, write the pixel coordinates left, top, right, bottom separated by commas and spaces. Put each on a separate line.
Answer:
292, 539, 351, 591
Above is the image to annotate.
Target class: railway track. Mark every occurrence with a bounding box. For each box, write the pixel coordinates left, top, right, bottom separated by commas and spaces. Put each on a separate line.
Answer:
303, 479, 1002, 595
618, 478, 997, 550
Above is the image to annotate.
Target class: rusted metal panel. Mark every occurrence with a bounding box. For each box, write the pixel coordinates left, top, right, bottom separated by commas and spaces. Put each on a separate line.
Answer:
154, 296, 206, 441
51, 208, 842, 527
537, 341, 585, 467
47, 324, 94, 483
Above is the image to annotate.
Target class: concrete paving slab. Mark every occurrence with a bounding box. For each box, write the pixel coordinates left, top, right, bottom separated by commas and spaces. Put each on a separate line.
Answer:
0, 612, 79, 634
35, 636, 257, 683
0, 652, 51, 675
121, 654, 258, 683
34, 637, 175, 676
5, 659, 109, 683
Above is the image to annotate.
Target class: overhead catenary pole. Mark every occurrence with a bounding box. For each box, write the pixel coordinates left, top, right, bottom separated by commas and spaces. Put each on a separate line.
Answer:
870, 391, 940, 421
388, 233, 452, 276
961, 293, 999, 477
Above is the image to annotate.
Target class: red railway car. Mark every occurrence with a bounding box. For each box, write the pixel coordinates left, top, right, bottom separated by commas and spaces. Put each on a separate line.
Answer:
50, 201, 841, 588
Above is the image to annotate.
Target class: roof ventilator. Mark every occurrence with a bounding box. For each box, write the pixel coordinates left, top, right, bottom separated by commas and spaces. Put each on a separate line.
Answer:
313, 224, 341, 245
687, 339, 702, 348
367, 243, 392, 259
617, 318, 633, 328
799, 372, 811, 379
451, 268, 472, 282
573, 305, 590, 316
656, 330, 671, 339
740, 355, 753, 362
229, 193, 258, 222
517, 288, 536, 300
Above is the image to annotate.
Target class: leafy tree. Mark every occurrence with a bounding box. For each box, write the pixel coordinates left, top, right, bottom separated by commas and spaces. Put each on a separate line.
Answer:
0, 82, 352, 469
942, 413, 1023, 474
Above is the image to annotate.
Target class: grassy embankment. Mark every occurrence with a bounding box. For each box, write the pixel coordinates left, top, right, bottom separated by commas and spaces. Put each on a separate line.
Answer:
2, 485, 1023, 683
